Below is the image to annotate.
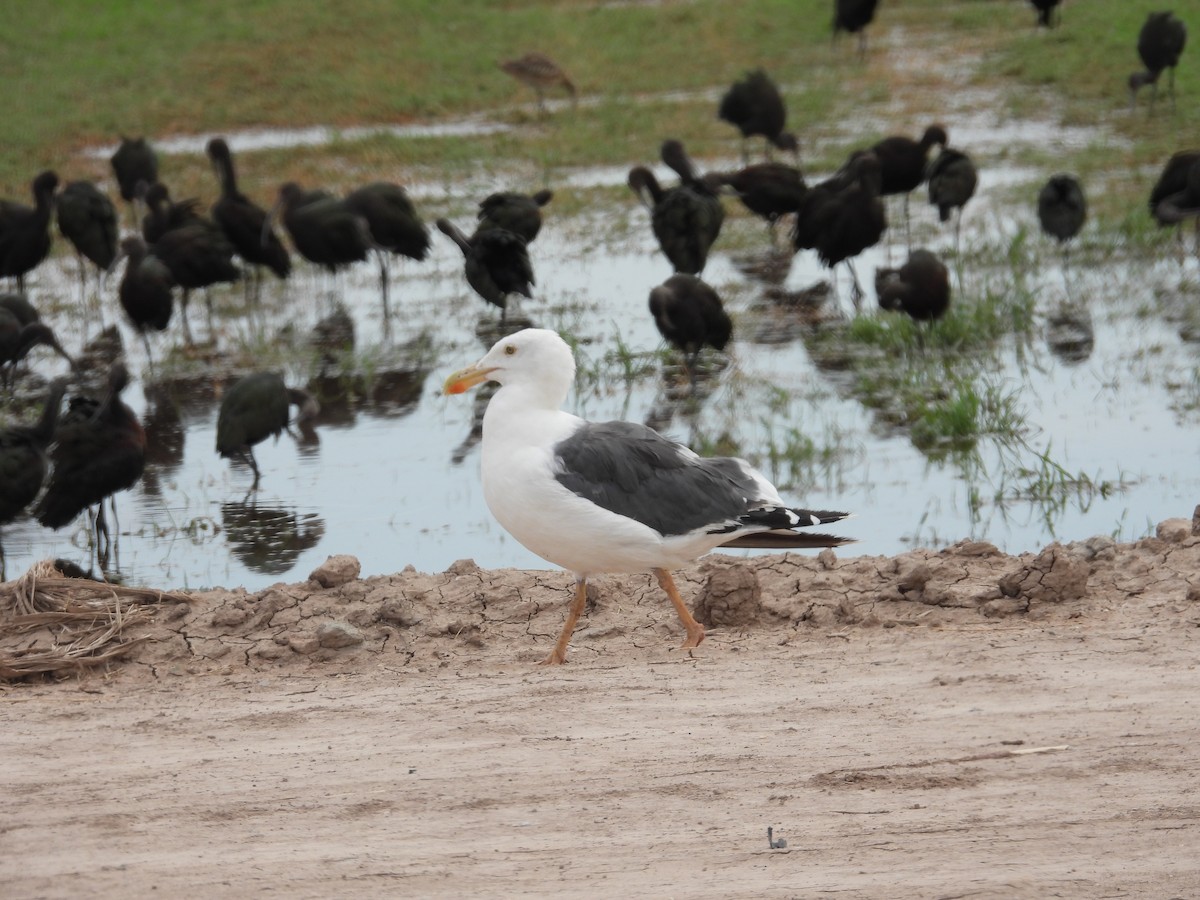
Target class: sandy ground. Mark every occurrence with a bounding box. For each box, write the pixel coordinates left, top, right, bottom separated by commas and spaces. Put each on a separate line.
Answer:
3, 519, 1200, 899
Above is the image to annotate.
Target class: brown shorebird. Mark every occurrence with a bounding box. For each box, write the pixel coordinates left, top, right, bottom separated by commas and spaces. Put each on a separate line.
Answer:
499, 52, 576, 113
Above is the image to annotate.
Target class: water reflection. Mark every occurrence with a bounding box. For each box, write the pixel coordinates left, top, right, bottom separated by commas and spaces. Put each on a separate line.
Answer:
221, 497, 325, 576
1045, 304, 1095, 364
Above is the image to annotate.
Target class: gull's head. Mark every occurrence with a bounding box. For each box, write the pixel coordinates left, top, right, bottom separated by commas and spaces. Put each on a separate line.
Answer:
443, 328, 577, 398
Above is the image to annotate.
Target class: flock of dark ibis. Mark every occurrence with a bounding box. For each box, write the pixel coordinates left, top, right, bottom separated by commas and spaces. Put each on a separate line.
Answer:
0, 2, 1193, 582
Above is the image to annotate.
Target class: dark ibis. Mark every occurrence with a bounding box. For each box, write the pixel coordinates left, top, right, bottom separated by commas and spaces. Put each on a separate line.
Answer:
343, 181, 430, 323
1148, 150, 1200, 262
35, 362, 146, 570
927, 147, 978, 256
55, 180, 119, 304
269, 182, 372, 276
0, 378, 66, 575
1130, 12, 1187, 111
648, 274, 732, 383
476, 189, 553, 244
141, 181, 205, 244
116, 236, 174, 363
0, 170, 59, 292
0, 301, 75, 390
1029, 0, 1061, 28
705, 162, 807, 245
110, 136, 158, 226
794, 151, 887, 310
834, 0, 880, 57
499, 52, 577, 113
151, 221, 240, 344
216, 372, 319, 485
876, 249, 951, 329
1037, 174, 1087, 273
206, 138, 291, 301
717, 69, 799, 163
628, 140, 725, 275
868, 124, 948, 247
436, 218, 535, 323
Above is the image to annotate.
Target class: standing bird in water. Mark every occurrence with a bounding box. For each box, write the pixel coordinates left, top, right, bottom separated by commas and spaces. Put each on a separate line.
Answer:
876, 249, 951, 331
927, 146, 978, 257
116, 236, 174, 365
499, 52, 577, 114
718, 69, 800, 164
1037, 174, 1087, 274
706, 162, 808, 246
35, 362, 146, 570
110, 136, 158, 227
151, 219, 241, 344
1029, 0, 1061, 28
834, 0, 880, 57
476, 189, 553, 244
1148, 150, 1200, 262
217, 372, 319, 486
206, 138, 291, 303
436, 218, 535, 324
648, 274, 732, 384
55, 180, 119, 308
0, 301, 76, 391
269, 182, 372, 277
1130, 12, 1188, 111
794, 151, 887, 310
629, 140, 725, 275
0, 379, 66, 576
343, 181, 430, 324
867, 123, 948, 249
443, 328, 853, 664
0, 170, 59, 292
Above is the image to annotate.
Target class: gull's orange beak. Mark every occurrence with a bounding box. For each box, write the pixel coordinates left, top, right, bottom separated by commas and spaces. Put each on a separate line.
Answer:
443, 364, 497, 395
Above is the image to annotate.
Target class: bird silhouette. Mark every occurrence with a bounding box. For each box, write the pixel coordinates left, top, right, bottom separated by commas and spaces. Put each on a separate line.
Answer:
270, 182, 372, 276
151, 220, 240, 344
927, 147, 978, 256
706, 162, 807, 246
499, 52, 577, 113
1029, 0, 1061, 28
0, 170, 59, 292
140, 181, 205, 244
476, 189, 553, 244
1148, 150, 1200, 262
648, 273, 733, 382
116, 236, 174, 364
876, 248, 951, 328
628, 140, 725, 275
794, 151, 887, 310
868, 124, 948, 247
206, 138, 291, 302
343, 181, 430, 324
718, 69, 799, 163
55, 180, 119, 305
436, 218, 534, 323
35, 362, 146, 570
834, 0, 879, 57
1037, 174, 1087, 274
0, 378, 65, 575
109, 136, 158, 226
217, 372, 319, 486
0, 300, 75, 390
1130, 12, 1187, 111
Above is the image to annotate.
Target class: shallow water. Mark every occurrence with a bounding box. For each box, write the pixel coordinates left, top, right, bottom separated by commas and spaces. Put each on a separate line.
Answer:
5, 139, 1200, 591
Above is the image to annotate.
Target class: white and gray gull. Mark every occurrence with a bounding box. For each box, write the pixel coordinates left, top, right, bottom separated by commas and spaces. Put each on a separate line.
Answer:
443, 328, 853, 664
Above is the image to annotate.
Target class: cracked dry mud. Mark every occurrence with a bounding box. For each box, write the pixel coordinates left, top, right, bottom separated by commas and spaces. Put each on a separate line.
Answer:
4, 518, 1200, 897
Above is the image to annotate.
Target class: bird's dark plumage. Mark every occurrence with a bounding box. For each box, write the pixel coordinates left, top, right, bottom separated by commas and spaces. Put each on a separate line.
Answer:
871, 125, 948, 198
1037, 174, 1087, 244
707, 162, 808, 230
206, 138, 291, 280
118, 236, 174, 337
718, 69, 798, 161
0, 170, 59, 291
833, 0, 879, 55
1149, 150, 1200, 226
927, 148, 978, 223
1029, 0, 1061, 28
141, 182, 205, 244
344, 181, 430, 262
476, 189, 553, 244
629, 140, 725, 275
0, 304, 74, 388
0, 379, 66, 524
35, 362, 146, 531
217, 372, 319, 481
110, 137, 158, 206
273, 182, 372, 273
876, 249, 951, 322
437, 218, 535, 321
649, 274, 732, 372
1130, 12, 1187, 109
56, 180, 119, 273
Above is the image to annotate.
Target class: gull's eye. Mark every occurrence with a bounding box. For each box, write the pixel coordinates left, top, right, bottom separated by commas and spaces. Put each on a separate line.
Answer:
504, 344, 517, 356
